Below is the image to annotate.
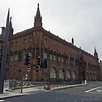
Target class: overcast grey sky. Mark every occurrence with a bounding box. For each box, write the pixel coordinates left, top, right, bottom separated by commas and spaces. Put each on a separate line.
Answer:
0, 0, 102, 60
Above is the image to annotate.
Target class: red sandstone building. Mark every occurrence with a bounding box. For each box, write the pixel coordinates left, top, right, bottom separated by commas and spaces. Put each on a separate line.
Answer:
1, 4, 100, 81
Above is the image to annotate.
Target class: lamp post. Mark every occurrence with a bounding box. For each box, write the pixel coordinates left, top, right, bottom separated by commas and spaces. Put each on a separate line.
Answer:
46, 48, 51, 90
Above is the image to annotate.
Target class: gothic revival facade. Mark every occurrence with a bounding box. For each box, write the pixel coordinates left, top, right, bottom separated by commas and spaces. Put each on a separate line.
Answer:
1, 4, 100, 81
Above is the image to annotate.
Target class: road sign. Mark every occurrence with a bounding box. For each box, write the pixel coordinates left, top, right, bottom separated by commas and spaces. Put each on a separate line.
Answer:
27, 66, 31, 72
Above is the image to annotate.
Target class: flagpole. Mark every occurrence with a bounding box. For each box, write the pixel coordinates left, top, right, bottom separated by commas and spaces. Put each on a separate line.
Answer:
0, 9, 10, 94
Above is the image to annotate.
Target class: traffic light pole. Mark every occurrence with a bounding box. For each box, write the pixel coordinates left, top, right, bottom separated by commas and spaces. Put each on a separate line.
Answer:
42, 59, 44, 80
46, 48, 50, 90
0, 9, 10, 94
21, 50, 25, 93
42, 59, 45, 88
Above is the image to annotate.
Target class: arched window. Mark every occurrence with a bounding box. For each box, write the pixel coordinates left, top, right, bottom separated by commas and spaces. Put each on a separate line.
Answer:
18, 51, 22, 61
10, 52, 14, 61
58, 53, 61, 62
61, 55, 64, 63
72, 70, 76, 80
66, 70, 71, 79
53, 51, 57, 61
28, 47, 33, 57
50, 67, 56, 78
29, 52, 32, 57
23, 49, 26, 59
44, 52, 47, 59
14, 51, 18, 61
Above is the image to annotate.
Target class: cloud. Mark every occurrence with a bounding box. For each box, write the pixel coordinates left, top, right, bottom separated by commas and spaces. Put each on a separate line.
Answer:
0, 0, 101, 60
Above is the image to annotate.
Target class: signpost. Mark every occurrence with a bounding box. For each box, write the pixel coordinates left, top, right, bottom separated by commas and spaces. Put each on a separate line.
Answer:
27, 66, 31, 82
27, 66, 31, 72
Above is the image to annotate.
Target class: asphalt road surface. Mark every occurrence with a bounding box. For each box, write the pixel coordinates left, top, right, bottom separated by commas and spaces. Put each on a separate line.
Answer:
2, 82, 102, 102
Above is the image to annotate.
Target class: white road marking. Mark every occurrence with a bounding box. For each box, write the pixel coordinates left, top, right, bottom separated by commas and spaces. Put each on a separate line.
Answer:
0, 100, 4, 102
85, 86, 102, 93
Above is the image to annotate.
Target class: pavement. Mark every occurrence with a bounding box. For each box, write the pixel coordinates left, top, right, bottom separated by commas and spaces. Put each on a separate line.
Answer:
0, 81, 86, 100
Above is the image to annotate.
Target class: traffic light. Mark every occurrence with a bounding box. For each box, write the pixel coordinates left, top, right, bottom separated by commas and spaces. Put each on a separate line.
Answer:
36, 56, 40, 72
36, 65, 38, 72
40, 59, 47, 69
37, 56, 40, 66
40, 60, 44, 68
44, 59, 47, 69
25, 54, 30, 65
18, 69, 21, 73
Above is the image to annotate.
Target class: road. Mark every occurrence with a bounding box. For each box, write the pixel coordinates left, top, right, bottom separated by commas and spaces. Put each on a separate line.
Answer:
2, 81, 102, 102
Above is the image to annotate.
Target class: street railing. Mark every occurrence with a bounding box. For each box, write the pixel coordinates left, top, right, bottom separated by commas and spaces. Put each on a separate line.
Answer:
8, 79, 82, 90
50, 80, 81, 89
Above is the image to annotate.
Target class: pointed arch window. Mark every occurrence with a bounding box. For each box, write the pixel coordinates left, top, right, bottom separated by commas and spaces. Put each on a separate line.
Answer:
10, 52, 14, 61
44, 52, 47, 59
53, 54, 56, 61
72, 70, 76, 80
59, 68, 64, 79
61, 58, 64, 62
58, 56, 61, 62
11, 42, 14, 47
23, 38, 27, 44
28, 52, 32, 57
50, 67, 56, 78
65, 55, 68, 63
15, 41, 18, 46
28, 37, 32, 42
58, 53, 61, 62
50, 53, 53, 60
66, 70, 71, 79
15, 55, 18, 61
15, 51, 18, 61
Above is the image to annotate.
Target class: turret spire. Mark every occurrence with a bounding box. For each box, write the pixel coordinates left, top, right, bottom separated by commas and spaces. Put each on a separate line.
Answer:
36, 3, 40, 17
94, 46, 98, 60
9, 17, 13, 39
34, 3, 42, 27
94, 46, 97, 53
9, 17, 13, 29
